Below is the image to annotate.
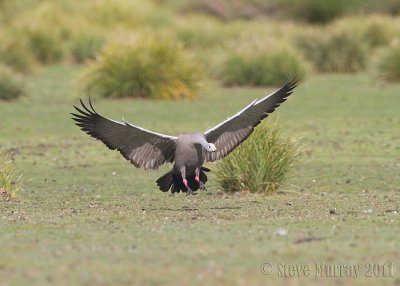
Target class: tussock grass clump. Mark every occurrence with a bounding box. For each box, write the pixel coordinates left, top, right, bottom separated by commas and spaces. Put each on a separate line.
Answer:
215, 120, 300, 194
0, 31, 36, 74
24, 26, 65, 64
179, 0, 277, 21
377, 44, 400, 82
362, 20, 392, 48
173, 16, 240, 77
86, 0, 168, 28
297, 29, 367, 73
88, 0, 142, 27
222, 39, 308, 86
80, 34, 203, 99
0, 152, 23, 200
237, 20, 313, 44
175, 15, 235, 49
333, 16, 398, 49
0, 0, 41, 24
1, 1, 171, 66
8, 2, 77, 64
0, 65, 25, 100
358, 0, 400, 15
282, 0, 351, 23
70, 30, 105, 63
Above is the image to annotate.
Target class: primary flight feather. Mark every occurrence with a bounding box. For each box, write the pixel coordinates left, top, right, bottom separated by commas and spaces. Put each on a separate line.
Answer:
71, 79, 298, 194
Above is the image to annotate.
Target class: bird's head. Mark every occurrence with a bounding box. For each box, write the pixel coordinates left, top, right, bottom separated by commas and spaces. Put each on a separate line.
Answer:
205, 143, 217, 152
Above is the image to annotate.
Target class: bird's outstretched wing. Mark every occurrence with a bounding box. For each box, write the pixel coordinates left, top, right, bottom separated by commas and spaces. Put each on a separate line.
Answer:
71, 99, 177, 170
204, 79, 298, 162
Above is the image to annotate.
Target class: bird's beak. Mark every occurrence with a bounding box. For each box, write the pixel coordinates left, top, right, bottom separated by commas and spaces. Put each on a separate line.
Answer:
210, 143, 217, 152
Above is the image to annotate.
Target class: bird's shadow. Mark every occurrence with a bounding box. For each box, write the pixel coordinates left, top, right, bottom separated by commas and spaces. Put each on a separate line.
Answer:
148, 206, 242, 211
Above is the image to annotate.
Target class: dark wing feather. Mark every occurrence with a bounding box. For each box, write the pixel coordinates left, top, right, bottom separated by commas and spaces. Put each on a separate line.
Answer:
204, 79, 298, 162
71, 99, 177, 170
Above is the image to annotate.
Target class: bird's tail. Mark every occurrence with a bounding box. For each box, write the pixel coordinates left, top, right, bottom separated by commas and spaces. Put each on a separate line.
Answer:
156, 167, 211, 193
156, 170, 174, 192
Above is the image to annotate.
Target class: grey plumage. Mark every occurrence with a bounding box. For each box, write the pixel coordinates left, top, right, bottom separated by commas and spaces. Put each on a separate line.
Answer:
204, 79, 297, 161
71, 79, 298, 194
71, 99, 176, 170
174, 133, 207, 175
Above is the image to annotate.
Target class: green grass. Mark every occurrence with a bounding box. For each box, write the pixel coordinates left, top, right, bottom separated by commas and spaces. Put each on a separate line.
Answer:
0, 66, 399, 285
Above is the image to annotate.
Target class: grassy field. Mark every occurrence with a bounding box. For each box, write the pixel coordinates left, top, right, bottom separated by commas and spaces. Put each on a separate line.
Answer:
0, 66, 399, 286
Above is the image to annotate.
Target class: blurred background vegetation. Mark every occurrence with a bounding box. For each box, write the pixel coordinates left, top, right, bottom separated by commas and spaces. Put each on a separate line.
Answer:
1, 0, 400, 100
0, 3, 399, 282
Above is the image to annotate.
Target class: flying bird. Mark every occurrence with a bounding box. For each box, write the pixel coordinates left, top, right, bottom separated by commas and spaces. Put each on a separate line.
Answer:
71, 79, 298, 195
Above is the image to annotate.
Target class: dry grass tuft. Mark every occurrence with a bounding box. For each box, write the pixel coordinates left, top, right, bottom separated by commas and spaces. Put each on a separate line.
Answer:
215, 120, 300, 194
79, 33, 204, 100
0, 152, 23, 200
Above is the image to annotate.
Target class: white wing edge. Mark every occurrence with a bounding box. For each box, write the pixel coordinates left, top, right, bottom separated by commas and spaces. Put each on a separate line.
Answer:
121, 117, 177, 140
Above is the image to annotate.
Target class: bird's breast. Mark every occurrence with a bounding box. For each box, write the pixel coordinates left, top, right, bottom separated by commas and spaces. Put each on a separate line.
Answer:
174, 143, 205, 173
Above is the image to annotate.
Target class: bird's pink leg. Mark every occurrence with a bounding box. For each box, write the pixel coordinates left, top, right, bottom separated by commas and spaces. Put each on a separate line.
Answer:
195, 168, 206, 191
181, 167, 194, 195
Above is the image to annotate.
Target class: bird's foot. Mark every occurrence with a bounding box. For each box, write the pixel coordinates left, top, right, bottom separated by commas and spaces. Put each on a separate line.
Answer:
183, 179, 195, 195
199, 181, 207, 191
195, 176, 206, 191
186, 188, 197, 196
